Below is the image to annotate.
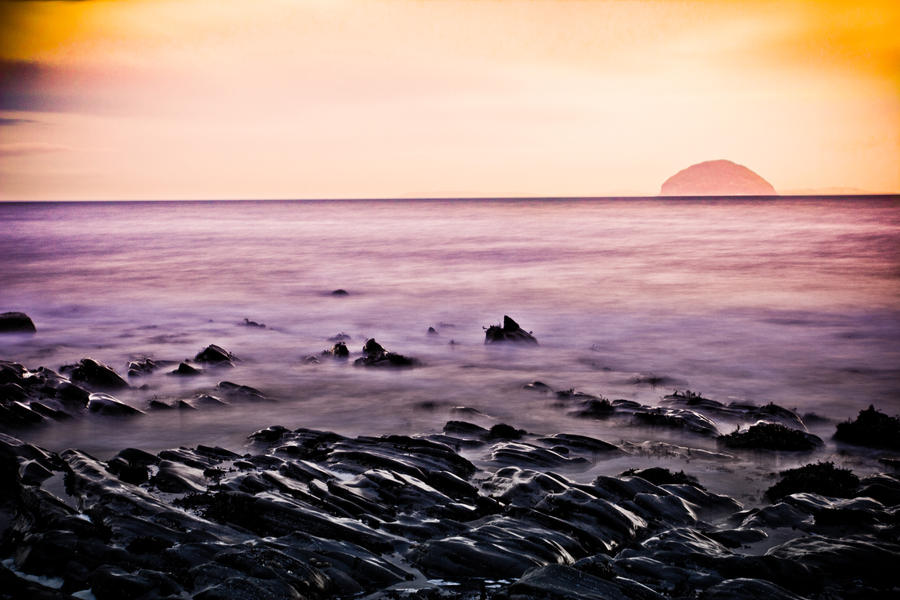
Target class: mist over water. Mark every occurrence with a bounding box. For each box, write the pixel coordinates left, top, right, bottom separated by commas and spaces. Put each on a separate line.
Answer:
1, 198, 899, 479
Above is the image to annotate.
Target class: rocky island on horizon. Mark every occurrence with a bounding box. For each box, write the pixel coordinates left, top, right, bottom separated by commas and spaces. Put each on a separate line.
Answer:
661, 159, 777, 197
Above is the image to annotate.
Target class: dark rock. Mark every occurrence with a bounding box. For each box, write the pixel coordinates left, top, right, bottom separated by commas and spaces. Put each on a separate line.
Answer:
507, 564, 663, 600
718, 422, 823, 451
326, 342, 349, 358
217, 381, 266, 401
87, 393, 144, 416
328, 332, 351, 342
524, 380, 553, 393
633, 407, 719, 436
241, 318, 265, 328
489, 423, 526, 440
700, 578, 807, 600
126, 358, 162, 377
331, 289, 349, 296
353, 338, 419, 368
169, 362, 201, 376
484, 315, 538, 344
571, 398, 615, 419
0, 311, 36, 333
60, 358, 129, 390
704, 528, 768, 548
622, 467, 700, 488
194, 344, 236, 364
834, 405, 900, 449
426, 326, 438, 335
537, 433, 620, 455
766, 462, 860, 502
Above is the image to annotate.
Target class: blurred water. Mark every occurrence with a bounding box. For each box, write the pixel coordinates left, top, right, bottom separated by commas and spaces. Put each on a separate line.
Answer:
1, 198, 899, 462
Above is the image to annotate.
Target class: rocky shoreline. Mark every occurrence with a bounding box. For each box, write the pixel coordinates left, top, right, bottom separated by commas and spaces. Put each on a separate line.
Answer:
2, 411, 899, 599
2, 315, 900, 599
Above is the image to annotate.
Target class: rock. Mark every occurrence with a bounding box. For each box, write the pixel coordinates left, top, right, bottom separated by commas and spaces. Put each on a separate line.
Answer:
426, 326, 438, 335
126, 358, 162, 377
765, 462, 860, 502
632, 407, 719, 436
488, 423, 526, 440
700, 578, 808, 600
571, 398, 616, 419
524, 380, 553, 393
0, 311, 36, 333
331, 289, 349, 296
87, 393, 144, 416
194, 344, 236, 365
325, 342, 349, 358
241, 318, 265, 328
507, 564, 663, 600
484, 315, 538, 344
718, 422, 823, 451
660, 159, 777, 196
217, 381, 266, 402
169, 362, 201, 376
353, 338, 419, 368
328, 332, 351, 342
834, 405, 900, 449
60, 358, 129, 390
621, 467, 700, 488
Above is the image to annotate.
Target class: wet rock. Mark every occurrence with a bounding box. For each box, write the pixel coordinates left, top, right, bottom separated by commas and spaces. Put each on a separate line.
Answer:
489, 441, 590, 470
353, 338, 420, 368
328, 332, 352, 342
537, 433, 620, 456
217, 381, 266, 402
488, 423, 526, 440
704, 528, 768, 548
241, 317, 265, 328
60, 358, 129, 390
507, 564, 664, 600
621, 467, 699, 487
426, 326, 438, 335
571, 398, 616, 419
194, 344, 236, 365
126, 358, 163, 377
87, 393, 144, 416
524, 380, 553, 393
700, 578, 808, 600
632, 407, 719, 436
150, 460, 208, 493
443, 420, 489, 437
765, 462, 859, 501
412, 515, 583, 580
169, 361, 201, 376
718, 422, 823, 451
484, 315, 538, 345
331, 289, 349, 296
834, 405, 900, 449
0, 311, 36, 333
325, 341, 349, 358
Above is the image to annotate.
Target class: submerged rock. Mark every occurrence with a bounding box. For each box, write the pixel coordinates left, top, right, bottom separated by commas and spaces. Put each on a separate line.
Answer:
87, 393, 144, 416
718, 422, 823, 451
170, 362, 201, 376
765, 462, 860, 502
60, 358, 129, 390
241, 317, 265, 328
0, 311, 36, 333
834, 405, 900, 449
484, 315, 538, 345
330, 289, 349, 296
194, 344, 236, 365
353, 338, 419, 368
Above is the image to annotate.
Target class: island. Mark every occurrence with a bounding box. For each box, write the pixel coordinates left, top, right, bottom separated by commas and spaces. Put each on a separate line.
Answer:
660, 159, 777, 196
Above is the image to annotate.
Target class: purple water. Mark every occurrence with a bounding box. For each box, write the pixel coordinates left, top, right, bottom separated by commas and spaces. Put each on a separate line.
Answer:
1, 198, 899, 497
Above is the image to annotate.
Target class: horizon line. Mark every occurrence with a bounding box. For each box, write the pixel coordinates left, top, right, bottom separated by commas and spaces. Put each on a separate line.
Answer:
1, 193, 899, 203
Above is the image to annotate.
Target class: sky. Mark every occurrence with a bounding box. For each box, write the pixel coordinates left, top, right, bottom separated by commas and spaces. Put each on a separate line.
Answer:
0, 0, 898, 200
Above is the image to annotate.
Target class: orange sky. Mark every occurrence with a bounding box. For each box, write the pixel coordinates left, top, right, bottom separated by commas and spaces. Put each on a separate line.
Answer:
0, 0, 898, 199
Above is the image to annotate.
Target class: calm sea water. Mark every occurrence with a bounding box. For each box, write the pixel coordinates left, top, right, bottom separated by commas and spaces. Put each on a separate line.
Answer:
1, 198, 899, 472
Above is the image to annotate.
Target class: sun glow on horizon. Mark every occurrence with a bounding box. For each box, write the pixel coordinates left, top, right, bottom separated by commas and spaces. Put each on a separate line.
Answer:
1, 0, 898, 200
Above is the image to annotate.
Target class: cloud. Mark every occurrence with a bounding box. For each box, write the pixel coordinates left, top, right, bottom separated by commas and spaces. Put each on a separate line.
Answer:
0, 142, 67, 156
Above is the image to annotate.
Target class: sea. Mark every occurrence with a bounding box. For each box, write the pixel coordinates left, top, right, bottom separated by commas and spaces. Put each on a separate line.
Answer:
1, 197, 899, 498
